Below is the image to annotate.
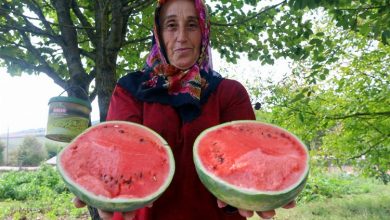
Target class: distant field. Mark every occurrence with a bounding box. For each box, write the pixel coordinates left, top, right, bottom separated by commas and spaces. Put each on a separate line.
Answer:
0, 134, 67, 167
0, 136, 48, 152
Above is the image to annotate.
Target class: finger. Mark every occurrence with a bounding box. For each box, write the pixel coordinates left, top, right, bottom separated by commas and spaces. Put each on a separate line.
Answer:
257, 210, 276, 219
122, 211, 136, 220
97, 209, 114, 220
72, 197, 86, 208
217, 199, 227, 208
238, 209, 254, 218
146, 203, 154, 208
282, 200, 296, 209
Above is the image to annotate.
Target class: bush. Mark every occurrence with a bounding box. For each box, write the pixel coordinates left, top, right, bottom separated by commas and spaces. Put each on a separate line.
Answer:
45, 139, 66, 158
16, 136, 47, 166
0, 165, 88, 219
297, 166, 378, 203
0, 164, 68, 200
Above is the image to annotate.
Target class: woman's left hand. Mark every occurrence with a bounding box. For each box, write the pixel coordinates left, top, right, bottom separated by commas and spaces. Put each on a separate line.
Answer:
72, 197, 146, 220
217, 199, 296, 219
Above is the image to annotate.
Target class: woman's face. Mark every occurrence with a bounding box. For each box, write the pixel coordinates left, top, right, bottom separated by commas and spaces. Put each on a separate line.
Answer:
160, 0, 202, 70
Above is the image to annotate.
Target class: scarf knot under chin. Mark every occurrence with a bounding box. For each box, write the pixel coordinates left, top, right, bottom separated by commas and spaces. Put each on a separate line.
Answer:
143, 63, 203, 100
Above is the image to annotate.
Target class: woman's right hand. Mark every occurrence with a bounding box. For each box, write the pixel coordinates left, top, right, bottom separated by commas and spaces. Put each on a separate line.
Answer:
72, 197, 139, 220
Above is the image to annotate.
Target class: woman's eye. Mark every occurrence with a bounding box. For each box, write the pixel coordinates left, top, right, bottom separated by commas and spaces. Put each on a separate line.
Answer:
164, 21, 177, 29
188, 22, 199, 29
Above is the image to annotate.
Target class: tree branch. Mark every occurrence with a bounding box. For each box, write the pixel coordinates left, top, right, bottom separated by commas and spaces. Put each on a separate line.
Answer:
89, 86, 98, 102
17, 30, 67, 87
121, 0, 154, 14
326, 111, 390, 120
107, 0, 127, 52
1, 14, 60, 43
347, 136, 389, 160
334, 4, 390, 11
28, 0, 62, 44
211, 0, 286, 27
79, 48, 95, 60
123, 36, 151, 45
0, 54, 66, 88
70, 0, 97, 46
51, 0, 88, 85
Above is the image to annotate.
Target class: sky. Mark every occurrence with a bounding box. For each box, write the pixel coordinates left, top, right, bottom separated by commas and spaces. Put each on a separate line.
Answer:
0, 54, 289, 135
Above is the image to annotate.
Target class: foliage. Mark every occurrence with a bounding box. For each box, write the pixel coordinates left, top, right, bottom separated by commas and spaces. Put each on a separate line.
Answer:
45, 139, 66, 158
0, 164, 67, 200
15, 136, 48, 166
0, 0, 388, 122
297, 165, 379, 203
290, 0, 390, 45
0, 165, 87, 219
0, 193, 88, 220
250, 8, 390, 183
250, 182, 390, 220
0, 0, 330, 121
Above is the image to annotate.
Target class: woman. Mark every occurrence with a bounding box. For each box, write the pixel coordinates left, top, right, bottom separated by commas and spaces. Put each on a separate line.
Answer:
74, 0, 295, 219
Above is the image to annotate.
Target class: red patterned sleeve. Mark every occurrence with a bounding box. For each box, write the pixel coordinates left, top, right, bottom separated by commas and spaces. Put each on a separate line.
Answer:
106, 85, 143, 123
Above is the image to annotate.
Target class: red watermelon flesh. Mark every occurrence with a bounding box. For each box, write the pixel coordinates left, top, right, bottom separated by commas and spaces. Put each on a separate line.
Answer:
197, 122, 307, 191
59, 122, 172, 199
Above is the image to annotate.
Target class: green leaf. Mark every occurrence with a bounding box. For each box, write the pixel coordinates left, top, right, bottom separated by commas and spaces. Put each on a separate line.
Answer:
309, 38, 322, 45
381, 30, 390, 45
359, 23, 370, 36
291, 92, 305, 103
298, 112, 304, 122
311, 64, 322, 70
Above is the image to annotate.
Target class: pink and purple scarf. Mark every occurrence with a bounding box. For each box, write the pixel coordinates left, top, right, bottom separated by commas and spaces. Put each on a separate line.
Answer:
118, 0, 222, 122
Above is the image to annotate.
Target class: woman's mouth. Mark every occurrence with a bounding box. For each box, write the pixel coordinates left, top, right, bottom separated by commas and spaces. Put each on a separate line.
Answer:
175, 48, 192, 52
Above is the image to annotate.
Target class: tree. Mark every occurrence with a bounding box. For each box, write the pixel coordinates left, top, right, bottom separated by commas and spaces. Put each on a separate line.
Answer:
16, 136, 47, 166
0, 0, 321, 121
253, 12, 390, 183
289, 0, 390, 45
0, 0, 388, 121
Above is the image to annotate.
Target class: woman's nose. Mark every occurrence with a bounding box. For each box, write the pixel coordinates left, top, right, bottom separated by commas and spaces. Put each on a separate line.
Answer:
176, 26, 188, 42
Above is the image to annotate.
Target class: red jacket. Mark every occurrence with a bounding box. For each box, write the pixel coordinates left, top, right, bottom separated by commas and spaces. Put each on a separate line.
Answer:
107, 79, 256, 220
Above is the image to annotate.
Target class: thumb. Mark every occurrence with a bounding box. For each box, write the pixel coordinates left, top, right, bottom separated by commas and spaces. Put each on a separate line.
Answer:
122, 211, 136, 220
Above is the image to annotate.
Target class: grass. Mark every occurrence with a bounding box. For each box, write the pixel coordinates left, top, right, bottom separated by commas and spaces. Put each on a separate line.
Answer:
1, 166, 389, 220
0, 195, 89, 220
248, 184, 390, 220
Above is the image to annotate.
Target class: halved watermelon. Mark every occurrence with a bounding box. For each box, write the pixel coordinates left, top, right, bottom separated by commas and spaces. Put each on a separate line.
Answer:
57, 121, 175, 212
193, 120, 309, 211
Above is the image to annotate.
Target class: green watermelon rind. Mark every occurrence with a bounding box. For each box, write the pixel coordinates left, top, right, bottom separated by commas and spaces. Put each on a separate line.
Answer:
193, 120, 310, 211
57, 121, 175, 212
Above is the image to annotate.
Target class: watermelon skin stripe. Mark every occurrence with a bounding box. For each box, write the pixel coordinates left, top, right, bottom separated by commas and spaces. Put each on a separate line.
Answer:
194, 164, 308, 211
59, 172, 160, 212
57, 121, 175, 212
193, 120, 310, 211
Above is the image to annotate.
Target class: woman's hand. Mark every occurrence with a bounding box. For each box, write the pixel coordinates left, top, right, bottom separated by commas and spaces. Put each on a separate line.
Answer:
72, 197, 147, 220
217, 199, 296, 219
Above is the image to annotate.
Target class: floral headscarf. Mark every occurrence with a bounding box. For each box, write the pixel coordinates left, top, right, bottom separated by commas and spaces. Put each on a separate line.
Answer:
147, 0, 211, 71
118, 0, 222, 122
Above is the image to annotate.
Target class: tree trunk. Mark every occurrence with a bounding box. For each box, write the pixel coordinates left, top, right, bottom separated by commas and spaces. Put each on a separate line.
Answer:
88, 206, 101, 220
94, 0, 128, 122
96, 63, 117, 122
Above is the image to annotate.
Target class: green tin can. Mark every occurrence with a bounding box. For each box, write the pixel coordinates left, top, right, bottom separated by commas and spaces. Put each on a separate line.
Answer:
46, 96, 91, 142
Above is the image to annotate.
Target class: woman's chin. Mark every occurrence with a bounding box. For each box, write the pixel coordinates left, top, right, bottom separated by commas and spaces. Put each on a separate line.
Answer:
171, 61, 197, 70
